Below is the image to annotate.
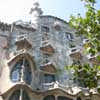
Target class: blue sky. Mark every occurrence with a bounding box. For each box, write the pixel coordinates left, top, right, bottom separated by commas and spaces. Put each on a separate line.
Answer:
39, 0, 100, 21
0, 0, 100, 23
39, 0, 86, 21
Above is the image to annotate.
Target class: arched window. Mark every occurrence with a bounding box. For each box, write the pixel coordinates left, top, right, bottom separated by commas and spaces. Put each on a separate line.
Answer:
44, 95, 55, 100
11, 58, 32, 84
58, 96, 73, 100
9, 89, 30, 100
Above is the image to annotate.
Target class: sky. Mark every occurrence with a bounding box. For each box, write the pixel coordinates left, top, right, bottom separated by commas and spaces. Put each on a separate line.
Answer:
0, 0, 100, 24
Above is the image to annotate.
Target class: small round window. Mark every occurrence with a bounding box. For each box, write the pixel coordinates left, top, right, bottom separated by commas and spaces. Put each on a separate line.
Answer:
10, 59, 32, 84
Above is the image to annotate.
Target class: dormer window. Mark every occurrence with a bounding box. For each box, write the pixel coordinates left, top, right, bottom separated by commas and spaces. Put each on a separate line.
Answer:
11, 59, 32, 84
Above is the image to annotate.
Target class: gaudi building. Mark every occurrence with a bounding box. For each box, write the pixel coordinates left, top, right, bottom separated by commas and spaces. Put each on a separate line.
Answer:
0, 1, 100, 100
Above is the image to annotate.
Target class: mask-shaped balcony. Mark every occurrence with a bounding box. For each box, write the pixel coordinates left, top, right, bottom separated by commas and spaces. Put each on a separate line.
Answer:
87, 54, 100, 65
15, 35, 32, 50
83, 39, 89, 44
40, 44, 55, 55
40, 62, 57, 74
69, 47, 82, 60
15, 20, 36, 32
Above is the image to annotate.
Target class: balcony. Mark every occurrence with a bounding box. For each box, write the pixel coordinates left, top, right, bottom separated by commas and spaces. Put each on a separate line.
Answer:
15, 35, 32, 50
15, 20, 36, 32
41, 81, 75, 93
41, 82, 55, 90
40, 62, 56, 73
40, 44, 55, 55
83, 39, 89, 44
87, 54, 100, 65
69, 47, 82, 60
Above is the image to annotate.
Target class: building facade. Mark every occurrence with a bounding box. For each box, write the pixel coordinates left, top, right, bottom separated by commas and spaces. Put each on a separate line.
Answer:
0, 1, 100, 100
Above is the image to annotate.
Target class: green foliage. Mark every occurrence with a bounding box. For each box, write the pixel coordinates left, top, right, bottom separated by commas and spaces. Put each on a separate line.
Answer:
68, 0, 100, 89
69, 0, 100, 55
66, 64, 100, 89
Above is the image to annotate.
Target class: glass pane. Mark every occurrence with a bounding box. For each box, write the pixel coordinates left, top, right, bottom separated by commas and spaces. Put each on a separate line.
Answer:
11, 69, 20, 82
11, 61, 22, 82
23, 59, 32, 84
41, 26, 49, 33
11, 59, 32, 84
23, 90, 30, 100
58, 96, 73, 100
44, 95, 55, 100
9, 90, 30, 100
9, 90, 20, 100
44, 74, 55, 83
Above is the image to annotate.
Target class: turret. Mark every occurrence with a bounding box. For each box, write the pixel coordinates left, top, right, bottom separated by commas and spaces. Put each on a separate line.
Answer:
29, 0, 43, 29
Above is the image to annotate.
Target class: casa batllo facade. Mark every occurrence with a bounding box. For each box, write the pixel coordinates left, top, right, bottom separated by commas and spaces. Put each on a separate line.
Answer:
0, 1, 100, 100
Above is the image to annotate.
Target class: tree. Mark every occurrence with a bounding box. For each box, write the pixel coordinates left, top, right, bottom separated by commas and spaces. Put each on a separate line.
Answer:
70, 0, 100, 55
67, 0, 100, 90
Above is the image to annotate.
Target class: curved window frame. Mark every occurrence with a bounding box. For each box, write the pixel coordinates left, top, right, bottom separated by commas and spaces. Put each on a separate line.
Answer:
9, 89, 30, 100
10, 58, 32, 84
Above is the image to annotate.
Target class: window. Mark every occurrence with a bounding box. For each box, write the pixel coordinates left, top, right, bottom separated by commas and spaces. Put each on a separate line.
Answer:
65, 33, 73, 40
77, 97, 81, 100
9, 89, 30, 100
44, 74, 55, 83
44, 95, 55, 100
11, 59, 32, 84
58, 96, 73, 100
41, 26, 50, 33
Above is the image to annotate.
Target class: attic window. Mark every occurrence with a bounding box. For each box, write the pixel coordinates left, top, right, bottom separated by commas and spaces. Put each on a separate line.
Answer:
54, 21, 61, 31
65, 33, 73, 40
41, 26, 50, 33
54, 24, 61, 31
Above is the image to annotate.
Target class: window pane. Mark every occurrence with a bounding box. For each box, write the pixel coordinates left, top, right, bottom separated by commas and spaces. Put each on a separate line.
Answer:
11, 69, 20, 82
44, 95, 55, 100
11, 59, 32, 84
65, 33, 73, 40
44, 74, 55, 83
58, 96, 73, 100
9, 90, 20, 100
9, 90, 30, 100
23, 90, 30, 100
41, 26, 50, 33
